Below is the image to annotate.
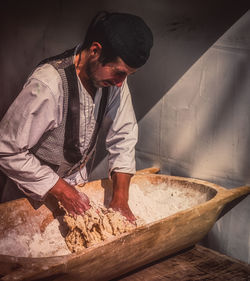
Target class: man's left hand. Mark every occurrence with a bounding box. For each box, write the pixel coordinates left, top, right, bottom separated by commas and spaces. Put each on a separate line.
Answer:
110, 172, 136, 223
109, 199, 136, 223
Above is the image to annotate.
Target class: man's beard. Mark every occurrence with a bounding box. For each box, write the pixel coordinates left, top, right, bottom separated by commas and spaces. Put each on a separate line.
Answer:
85, 59, 102, 89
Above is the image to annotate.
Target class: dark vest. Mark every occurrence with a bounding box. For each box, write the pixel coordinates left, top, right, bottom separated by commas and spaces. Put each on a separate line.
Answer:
30, 48, 109, 176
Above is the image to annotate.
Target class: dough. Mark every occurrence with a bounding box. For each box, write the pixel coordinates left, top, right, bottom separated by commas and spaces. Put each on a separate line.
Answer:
64, 201, 136, 253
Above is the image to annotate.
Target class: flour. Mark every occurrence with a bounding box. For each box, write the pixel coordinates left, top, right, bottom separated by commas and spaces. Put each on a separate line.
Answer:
28, 218, 70, 257
128, 183, 208, 224
0, 180, 208, 257
0, 231, 31, 257
0, 217, 70, 257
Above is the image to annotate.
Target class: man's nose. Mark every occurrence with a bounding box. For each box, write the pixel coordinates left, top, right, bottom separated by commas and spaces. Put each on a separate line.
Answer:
115, 81, 123, 87
114, 76, 126, 87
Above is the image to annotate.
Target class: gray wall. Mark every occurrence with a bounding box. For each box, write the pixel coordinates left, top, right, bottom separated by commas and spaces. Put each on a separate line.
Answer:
135, 9, 250, 264
1, 1, 249, 263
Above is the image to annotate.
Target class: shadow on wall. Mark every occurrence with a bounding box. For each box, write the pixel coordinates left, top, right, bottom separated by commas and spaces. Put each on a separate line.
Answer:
0, 0, 249, 121
0, 0, 108, 119
0, 0, 249, 178
90, 1, 250, 175
134, 10, 250, 187
128, 0, 250, 122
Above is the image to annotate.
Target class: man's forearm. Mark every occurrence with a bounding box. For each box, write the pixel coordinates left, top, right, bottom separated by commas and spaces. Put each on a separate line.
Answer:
110, 171, 135, 222
0, 152, 59, 199
111, 172, 133, 202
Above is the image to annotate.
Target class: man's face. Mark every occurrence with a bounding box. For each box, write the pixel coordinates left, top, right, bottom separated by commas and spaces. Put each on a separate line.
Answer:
86, 57, 137, 88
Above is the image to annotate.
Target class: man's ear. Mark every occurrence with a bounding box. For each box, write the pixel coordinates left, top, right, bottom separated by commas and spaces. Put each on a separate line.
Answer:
89, 42, 102, 58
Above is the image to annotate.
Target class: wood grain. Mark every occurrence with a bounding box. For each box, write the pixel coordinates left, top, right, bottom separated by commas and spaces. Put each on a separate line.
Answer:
0, 174, 249, 281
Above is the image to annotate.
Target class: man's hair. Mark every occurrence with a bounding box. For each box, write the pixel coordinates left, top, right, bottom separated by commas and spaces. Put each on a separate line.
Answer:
80, 11, 153, 68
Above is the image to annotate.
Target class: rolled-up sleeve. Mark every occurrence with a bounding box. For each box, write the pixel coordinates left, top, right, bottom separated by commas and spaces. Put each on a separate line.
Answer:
0, 67, 62, 200
105, 80, 138, 176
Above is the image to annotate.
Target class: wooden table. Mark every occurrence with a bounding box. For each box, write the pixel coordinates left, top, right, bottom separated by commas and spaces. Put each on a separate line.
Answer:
113, 245, 250, 281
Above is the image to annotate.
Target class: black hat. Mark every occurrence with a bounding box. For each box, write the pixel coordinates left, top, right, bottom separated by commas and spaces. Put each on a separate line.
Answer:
102, 13, 153, 68
84, 12, 153, 68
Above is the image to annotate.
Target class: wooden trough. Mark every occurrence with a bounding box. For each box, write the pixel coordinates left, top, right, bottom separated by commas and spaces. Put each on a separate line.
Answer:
0, 168, 249, 281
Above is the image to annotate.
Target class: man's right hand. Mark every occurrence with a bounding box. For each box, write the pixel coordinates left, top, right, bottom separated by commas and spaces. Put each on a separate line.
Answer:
49, 178, 90, 216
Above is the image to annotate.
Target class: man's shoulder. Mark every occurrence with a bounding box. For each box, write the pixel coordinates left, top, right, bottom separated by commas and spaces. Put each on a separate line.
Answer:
38, 47, 75, 67
27, 63, 63, 96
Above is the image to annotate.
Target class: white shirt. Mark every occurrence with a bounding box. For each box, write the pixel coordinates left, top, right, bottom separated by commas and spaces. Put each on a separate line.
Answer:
0, 62, 138, 200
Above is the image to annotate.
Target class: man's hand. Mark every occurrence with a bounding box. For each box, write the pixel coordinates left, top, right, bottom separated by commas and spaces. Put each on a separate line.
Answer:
49, 178, 90, 216
109, 199, 136, 223
109, 172, 136, 223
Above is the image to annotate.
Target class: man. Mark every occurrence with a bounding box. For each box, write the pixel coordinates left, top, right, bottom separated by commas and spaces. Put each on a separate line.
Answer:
0, 12, 153, 222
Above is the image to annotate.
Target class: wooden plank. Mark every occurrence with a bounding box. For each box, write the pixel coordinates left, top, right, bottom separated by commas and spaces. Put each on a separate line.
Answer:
113, 245, 250, 281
